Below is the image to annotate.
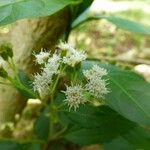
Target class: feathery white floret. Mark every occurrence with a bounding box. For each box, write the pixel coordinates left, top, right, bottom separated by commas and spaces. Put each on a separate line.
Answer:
63, 50, 87, 67
44, 53, 61, 74
33, 53, 61, 97
85, 78, 109, 98
58, 42, 74, 52
59, 42, 87, 67
83, 64, 107, 80
63, 84, 86, 111
33, 72, 50, 96
83, 65, 109, 98
34, 51, 50, 64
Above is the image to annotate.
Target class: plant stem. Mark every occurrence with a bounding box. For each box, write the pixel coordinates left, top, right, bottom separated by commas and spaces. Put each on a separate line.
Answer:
51, 75, 60, 101
48, 64, 67, 141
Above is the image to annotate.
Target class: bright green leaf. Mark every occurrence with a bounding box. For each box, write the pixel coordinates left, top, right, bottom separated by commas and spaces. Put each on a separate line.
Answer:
0, 0, 81, 26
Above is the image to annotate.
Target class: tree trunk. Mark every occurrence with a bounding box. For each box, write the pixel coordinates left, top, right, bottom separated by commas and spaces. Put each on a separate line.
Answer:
0, 8, 70, 136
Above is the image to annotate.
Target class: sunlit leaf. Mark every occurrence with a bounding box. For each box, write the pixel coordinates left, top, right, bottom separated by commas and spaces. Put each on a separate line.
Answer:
0, 0, 81, 26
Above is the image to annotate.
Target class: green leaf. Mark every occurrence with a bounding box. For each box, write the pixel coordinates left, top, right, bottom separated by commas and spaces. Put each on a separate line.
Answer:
104, 137, 135, 150
57, 85, 150, 148
13, 69, 37, 98
59, 104, 136, 145
71, 0, 93, 21
0, 140, 40, 150
71, 8, 150, 34
104, 16, 150, 34
34, 107, 50, 140
104, 127, 150, 150
0, 0, 81, 26
0, 140, 20, 150
21, 142, 41, 150
80, 60, 150, 126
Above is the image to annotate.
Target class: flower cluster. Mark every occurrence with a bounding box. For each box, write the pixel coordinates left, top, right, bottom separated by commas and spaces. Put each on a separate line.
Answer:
83, 65, 108, 80
59, 42, 87, 67
64, 65, 109, 111
33, 53, 60, 98
33, 42, 87, 98
33, 42, 109, 110
83, 65, 109, 99
34, 51, 50, 65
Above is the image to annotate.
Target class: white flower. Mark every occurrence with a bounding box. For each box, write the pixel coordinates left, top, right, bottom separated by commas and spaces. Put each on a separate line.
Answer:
33, 72, 51, 97
63, 84, 86, 111
58, 42, 87, 67
85, 78, 109, 99
58, 42, 74, 52
33, 53, 61, 98
83, 64, 108, 80
34, 51, 50, 64
44, 53, 61, 74
63, 49, 87, 67
83, 65, 109, 99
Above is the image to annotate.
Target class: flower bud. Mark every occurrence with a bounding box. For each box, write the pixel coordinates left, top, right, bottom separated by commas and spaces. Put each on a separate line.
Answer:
0, 43, 13, 61
0, 66, 8, 78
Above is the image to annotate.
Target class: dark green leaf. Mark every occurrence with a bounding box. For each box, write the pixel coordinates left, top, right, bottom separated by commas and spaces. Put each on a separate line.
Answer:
0, 0, 81, 26
0, 140, 40, 150
21, 142, 41, 150
17, 70, 33, 89
14, 69, 37, 98
104, 137, 135, 150
71, 0, 93, 21
80, 60, 150, 126
104, 127, 150, 150
71, 8, 150, 34
34, 107, 50, 140
0, 67, 8, 78
59, 104, 136, 145
0, 43, 13, 60
0, 140, 20, 150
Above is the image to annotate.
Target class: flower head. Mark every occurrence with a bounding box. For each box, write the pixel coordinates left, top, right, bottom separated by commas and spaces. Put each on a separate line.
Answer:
63, 84, 86, 111
34, 51, 50, 64
58, 42, 74, 52
83, 65, 109, 99
44, 53, 61, 74
33, 53, 61, 98
33, 72, 50, 97
58, 42, 87, 67
85, 78, 109, 99
83, 64, 108, 80
63, 50, 87, 67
